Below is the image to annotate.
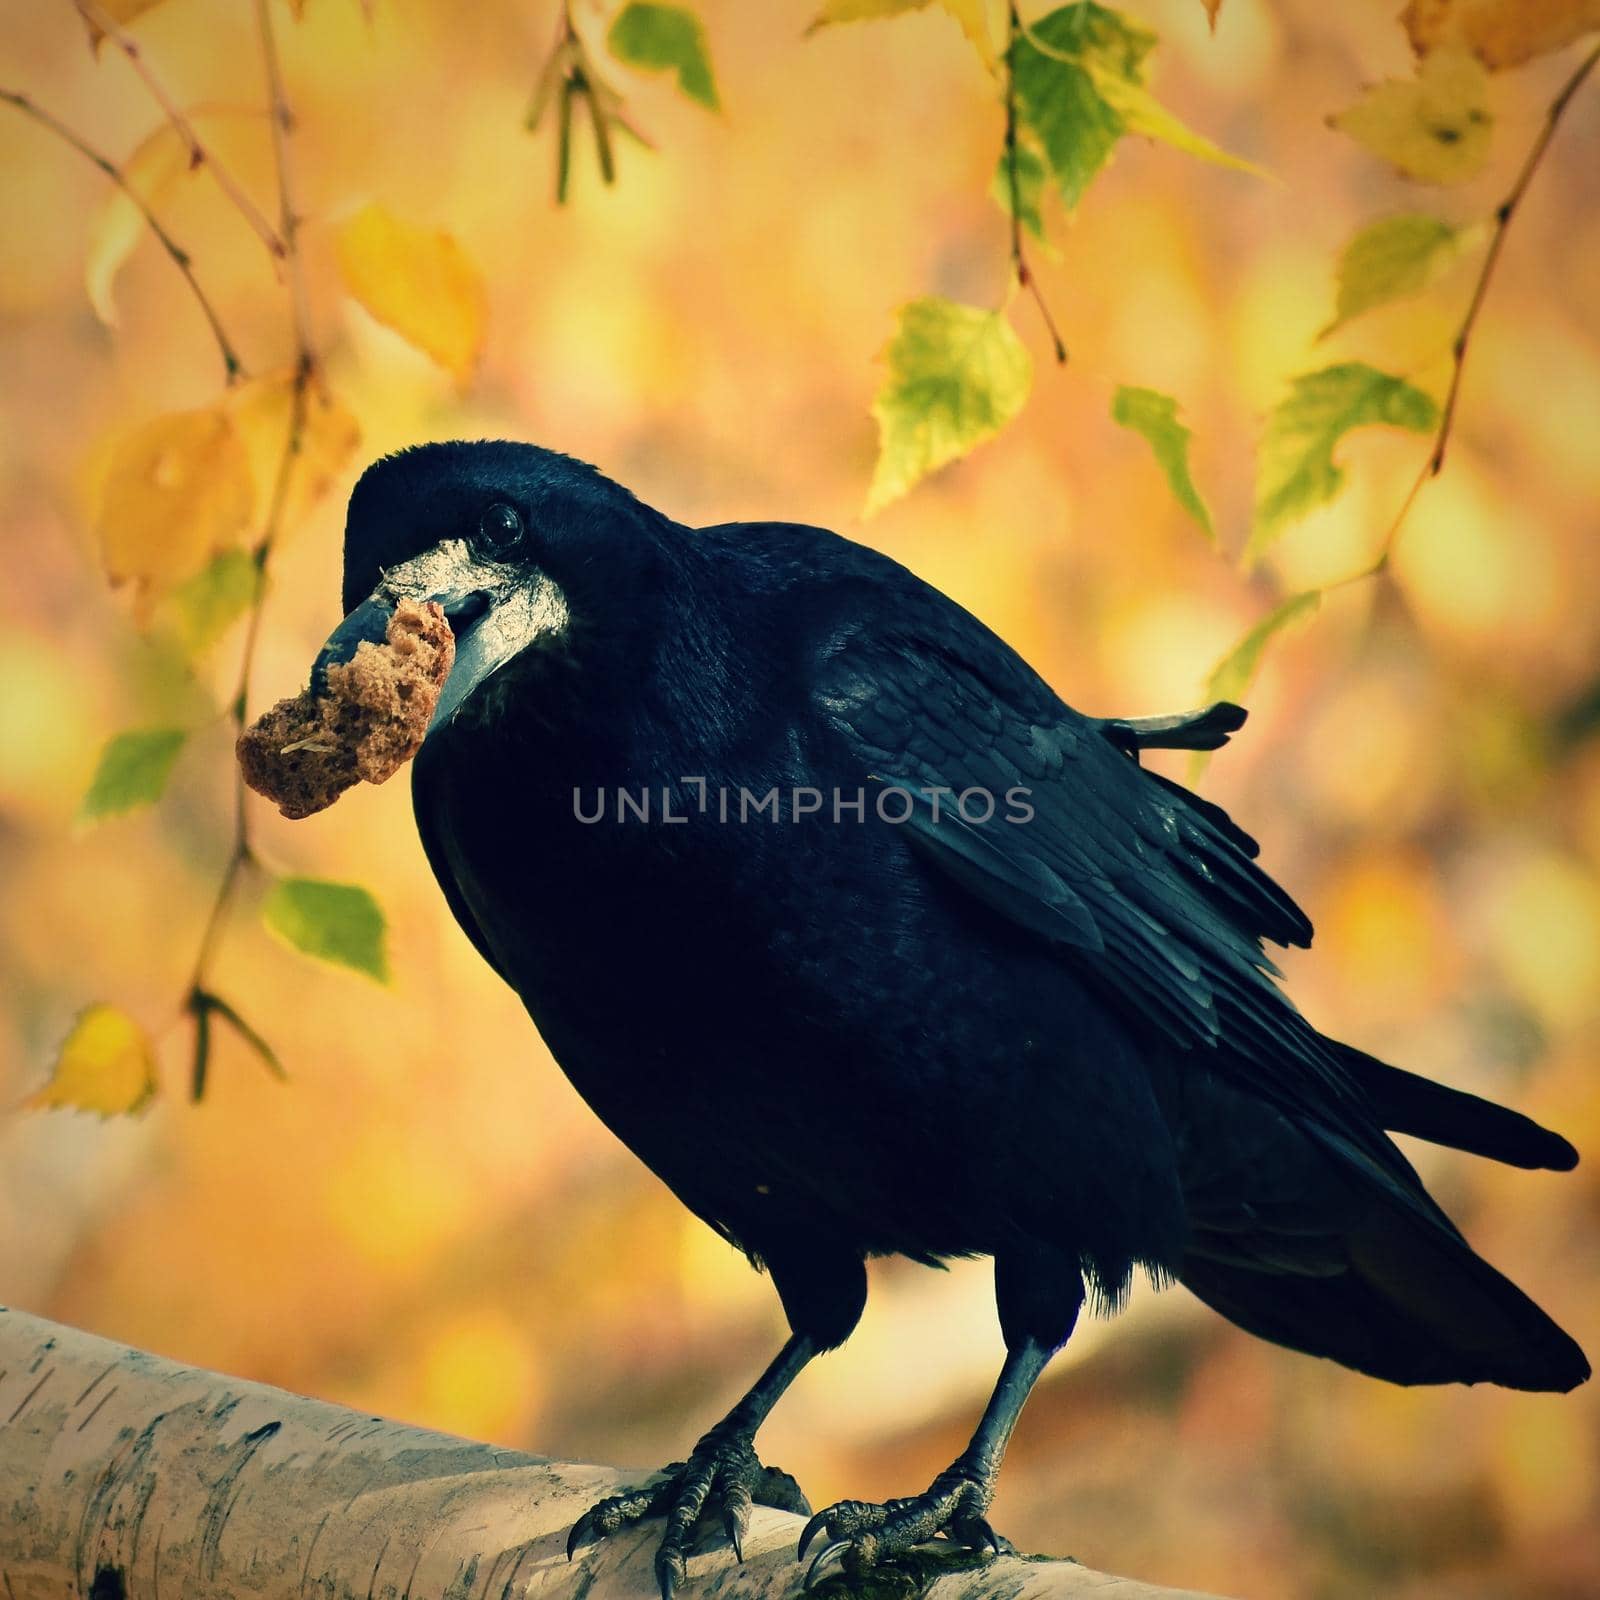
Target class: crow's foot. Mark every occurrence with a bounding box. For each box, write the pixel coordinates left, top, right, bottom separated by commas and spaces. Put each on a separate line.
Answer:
797, 1469, 1009, 1585
567, 1430, 810, 1600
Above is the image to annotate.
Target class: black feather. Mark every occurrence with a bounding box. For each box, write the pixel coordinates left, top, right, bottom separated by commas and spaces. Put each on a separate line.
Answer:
328, 441, 1586, 1403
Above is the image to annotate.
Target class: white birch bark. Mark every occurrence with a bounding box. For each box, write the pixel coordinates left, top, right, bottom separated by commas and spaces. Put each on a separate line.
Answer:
0, 1307, 1219, 1600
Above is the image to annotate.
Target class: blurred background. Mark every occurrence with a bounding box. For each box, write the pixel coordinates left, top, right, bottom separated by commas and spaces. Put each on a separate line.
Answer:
1, 1, 1597, 1595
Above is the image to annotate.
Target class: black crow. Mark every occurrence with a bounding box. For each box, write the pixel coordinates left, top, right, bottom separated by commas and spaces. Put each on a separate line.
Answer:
315, 441, 1588, 1595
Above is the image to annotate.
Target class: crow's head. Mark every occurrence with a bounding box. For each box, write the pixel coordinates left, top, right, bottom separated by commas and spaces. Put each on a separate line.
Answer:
315, 441, 663, 731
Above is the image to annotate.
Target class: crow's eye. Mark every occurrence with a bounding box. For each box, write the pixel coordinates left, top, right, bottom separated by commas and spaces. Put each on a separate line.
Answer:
477, 501, 524, 555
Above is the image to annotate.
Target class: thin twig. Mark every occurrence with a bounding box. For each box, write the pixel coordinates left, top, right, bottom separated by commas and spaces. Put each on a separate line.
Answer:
1371, 38, 1600, 571
253, 0, 316, 367
531, 0, 641, 202
74, 0, 287, 266
1004, 3, 1066, 364
241, 0, 318, 768
1204, 44, 1599, 744
182, 0, 321, 1099
183, 848, 252, 1028
0, 87, 244, 384
525, 2, 574, 132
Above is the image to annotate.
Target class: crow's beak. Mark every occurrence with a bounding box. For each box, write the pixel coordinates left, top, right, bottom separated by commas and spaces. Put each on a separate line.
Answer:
312, 538, 567, 733
310, 588, 491, 696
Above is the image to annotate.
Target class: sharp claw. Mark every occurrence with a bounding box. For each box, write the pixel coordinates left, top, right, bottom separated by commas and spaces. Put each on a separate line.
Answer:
656, 1550, 685, 1600
970, 1516, 1001, 1554
797, 1511, 830, 1562
722, 1480, 752, 1563
569, 1450, 808, 1578
805, 1539, 852, 1588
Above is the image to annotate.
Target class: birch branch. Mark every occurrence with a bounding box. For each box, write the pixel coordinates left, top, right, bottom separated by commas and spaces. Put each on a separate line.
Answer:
0, 1306, 1222, 1600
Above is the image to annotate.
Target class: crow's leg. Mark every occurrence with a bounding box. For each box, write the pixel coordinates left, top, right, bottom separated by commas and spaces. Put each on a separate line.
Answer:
567, 1334, 817, 1594
795, 1340, 1051, 1581
798, 1253, 1083, 1582
570, 1243, 867, 1600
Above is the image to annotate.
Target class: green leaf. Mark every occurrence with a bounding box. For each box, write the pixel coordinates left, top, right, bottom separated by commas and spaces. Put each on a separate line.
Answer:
1011, 5, 1149, 210
607, 3, 719, 110
1011, 4, 1258, 209
1203, 591, 1322, 705
1250, 363, 1438, 562
263, 876, 390, 983
1112, 385, 1213, 539
991, 137, 1053, 247
81, 727, 187, 821
166, 547, 259, 655
1189, 588, 1322, 781
867, 297, 1032, 514
1324, 214, 1466, 335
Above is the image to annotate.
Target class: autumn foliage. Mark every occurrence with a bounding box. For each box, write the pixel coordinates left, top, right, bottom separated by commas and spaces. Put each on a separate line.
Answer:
2, 2, 1598, 1596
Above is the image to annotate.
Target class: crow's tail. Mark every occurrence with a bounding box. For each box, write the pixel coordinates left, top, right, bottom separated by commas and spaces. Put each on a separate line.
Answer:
1176, 1065, 1588, 1393
1183, 1199, 1590, 1392
1329, 1039, 1577, 1171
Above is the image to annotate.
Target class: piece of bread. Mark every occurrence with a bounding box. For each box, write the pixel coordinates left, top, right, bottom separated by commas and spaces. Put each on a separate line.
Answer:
237, 598, 455, 819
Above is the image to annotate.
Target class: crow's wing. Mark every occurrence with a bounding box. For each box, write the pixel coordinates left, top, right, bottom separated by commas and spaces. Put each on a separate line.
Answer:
812, 607, 1393, 1150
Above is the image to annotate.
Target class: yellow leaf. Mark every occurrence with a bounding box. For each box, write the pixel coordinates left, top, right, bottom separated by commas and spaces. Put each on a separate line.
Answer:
228, 374, 362, 541
85, 109, 265, 329
27, 1004, 158, 1117
809, 0, 997, 71
1090, 65, 1268, 179
1403, 0, 1600, 69
933, 0, 995, 66
334, 203, 488, 386
84, 122, 191, 328
81, 0, 168, 50
96, 406, 255, 599
1329, 46, 1492, 184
